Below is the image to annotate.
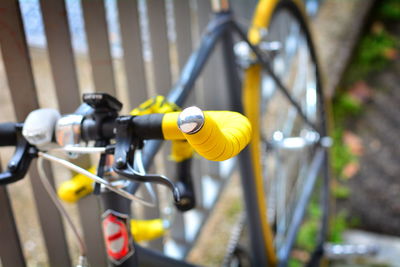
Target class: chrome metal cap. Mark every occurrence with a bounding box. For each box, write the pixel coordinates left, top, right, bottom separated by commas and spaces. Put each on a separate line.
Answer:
178, 106, 205, 134
56, 114, 84, 147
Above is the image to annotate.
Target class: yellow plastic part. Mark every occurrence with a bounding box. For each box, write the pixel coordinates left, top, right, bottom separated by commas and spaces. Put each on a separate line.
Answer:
130, 95, 180, 116
161, 112, 183, 140
162, 111, 252, 161
57, 167, 95, 203
130, 219, 166, 242
170, 140, 194, 162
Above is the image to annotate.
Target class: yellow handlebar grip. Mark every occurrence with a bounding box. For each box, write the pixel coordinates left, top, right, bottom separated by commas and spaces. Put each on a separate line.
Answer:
162, 108, 252, 161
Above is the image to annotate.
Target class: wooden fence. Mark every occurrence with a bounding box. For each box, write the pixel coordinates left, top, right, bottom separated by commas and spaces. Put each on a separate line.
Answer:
0, 0, 256, 266
0, 0, 323, 266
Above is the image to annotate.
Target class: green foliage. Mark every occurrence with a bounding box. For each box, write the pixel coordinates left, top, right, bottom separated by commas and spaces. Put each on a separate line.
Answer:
331, 128, 357, 178
295, 202, 321, 252
333, 93, 363, 123
344, 25, 398, 84
379, 0, 400, 20
330, 3, 399, 180
333, 184, 351, 199
348, 216, 362, 228
326, 0, 400, 255
296, 220, 319, 252
288, 259, 303, 267
308, 201, 322, 219
331, 93, 361, 179
329, 211, 348, 243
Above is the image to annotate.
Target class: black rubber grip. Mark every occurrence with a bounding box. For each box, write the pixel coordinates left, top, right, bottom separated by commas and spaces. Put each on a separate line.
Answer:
81, 114, 165, 142
0, 123, 18, 147
132, 114, 164, 140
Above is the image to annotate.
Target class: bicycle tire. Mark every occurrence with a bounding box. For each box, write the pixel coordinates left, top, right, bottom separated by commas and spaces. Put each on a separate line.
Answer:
244, 0, 330, 266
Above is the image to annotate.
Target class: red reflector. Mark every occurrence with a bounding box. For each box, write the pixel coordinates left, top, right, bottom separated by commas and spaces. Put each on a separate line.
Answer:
102, 211, 132, 263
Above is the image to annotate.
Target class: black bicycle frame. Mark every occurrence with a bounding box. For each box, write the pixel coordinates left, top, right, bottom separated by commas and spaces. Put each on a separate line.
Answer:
100, 8, 325, 267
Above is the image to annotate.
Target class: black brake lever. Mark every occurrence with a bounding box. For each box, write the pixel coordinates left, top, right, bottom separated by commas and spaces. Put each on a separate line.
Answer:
112, 116, 185, 206
174, 158, 196, 211
113, 166, 181, 204
0, 126, 36, 185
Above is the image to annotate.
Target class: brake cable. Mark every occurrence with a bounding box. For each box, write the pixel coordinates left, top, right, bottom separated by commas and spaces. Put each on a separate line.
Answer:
37, 157, 89, 267
37, 151, 156, 207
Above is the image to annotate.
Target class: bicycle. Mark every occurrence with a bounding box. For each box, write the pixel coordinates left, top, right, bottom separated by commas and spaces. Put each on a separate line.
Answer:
0, 0, 331, 266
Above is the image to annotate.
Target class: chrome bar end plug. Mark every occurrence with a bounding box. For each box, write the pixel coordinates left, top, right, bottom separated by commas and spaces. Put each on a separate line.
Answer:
177, 106, 205, 135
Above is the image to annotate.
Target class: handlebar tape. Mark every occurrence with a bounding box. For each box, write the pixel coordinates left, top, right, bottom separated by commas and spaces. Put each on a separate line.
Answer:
162, 111, 252, 161
0, 123, 18, 147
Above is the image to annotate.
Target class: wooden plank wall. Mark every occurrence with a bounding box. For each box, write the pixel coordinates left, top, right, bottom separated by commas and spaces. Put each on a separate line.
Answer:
0, 1, 71, 266
0, 0, 236, 265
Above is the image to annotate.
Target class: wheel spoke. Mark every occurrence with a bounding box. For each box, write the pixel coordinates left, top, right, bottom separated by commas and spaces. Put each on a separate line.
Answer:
249, 5, 328, 258
233, 22, 319, 131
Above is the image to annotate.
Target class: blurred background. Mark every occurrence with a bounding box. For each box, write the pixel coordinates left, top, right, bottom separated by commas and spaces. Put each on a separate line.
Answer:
327, 0, 400, 266
0, 0, 399, 266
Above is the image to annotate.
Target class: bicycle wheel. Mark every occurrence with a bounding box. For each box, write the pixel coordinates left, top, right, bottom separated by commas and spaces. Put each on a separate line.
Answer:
244, 0, 329, 265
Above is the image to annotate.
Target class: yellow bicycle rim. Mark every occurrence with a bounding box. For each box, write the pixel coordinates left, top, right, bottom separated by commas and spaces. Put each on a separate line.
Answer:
243, 0, 308, 265
244, 1, 279, 265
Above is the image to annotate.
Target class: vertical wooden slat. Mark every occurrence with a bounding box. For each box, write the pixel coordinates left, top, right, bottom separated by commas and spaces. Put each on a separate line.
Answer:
196, 0, 227, 181
196, 0, 228, 110
145, 0, 175, 251
35, 161, 72, 266
174, 0, 207, 208
117, 0, 148, 108
0, 1, 71, 266
39, 1, 108, 266
147, 0, 172, 95
143, 186, 163, 250
39, 0, 80, 113
173, 0, 193, 71
231, 0, 258, 24
75, 195, 108, 267
169, 0, 196, 244
170, 213, 186, 244
81, 0, 116, 96
0, 163, 26, 267
196, 0, 225, 108
191, 161, 205, 211
0, 2, 39, 120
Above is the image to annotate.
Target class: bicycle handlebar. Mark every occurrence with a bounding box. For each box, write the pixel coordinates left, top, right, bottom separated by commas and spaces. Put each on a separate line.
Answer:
163, 108, 252, 161
0, 103, 252, 187
79, 107, 252, 161
0, 122, 34, 185
0, 122, 19, 147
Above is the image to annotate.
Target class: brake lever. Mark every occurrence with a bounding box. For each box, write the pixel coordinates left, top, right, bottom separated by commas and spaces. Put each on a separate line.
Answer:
113, 166, 181, 204
0, 126, 36, 185
133, 149, 157, 204
112, 116, 184, 205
